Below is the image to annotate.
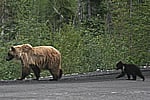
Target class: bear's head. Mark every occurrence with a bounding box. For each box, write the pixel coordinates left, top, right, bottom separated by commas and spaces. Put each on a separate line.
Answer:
6, 44, 32, 61
116, 61, 124, 70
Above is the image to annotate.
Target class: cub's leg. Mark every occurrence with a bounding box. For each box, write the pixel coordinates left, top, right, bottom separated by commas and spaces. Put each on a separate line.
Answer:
116, 71, 125, 78
127, 74, 131, 80
30, 65, 41, 80
137, 73, 145, 81
132, 74, 137, 80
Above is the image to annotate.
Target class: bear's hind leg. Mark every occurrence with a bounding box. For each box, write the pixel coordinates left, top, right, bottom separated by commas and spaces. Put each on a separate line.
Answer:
59, 69, 63, 79
49, 69, 59, 81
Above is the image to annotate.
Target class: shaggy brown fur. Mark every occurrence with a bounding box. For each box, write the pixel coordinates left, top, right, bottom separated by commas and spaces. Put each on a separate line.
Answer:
6, 44, 62, 81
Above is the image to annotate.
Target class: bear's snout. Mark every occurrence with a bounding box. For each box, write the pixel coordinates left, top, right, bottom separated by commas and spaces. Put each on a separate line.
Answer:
6, 53, 14, 61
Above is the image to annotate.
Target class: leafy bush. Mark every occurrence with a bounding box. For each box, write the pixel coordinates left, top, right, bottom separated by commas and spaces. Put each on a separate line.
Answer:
0, 0, 149, 80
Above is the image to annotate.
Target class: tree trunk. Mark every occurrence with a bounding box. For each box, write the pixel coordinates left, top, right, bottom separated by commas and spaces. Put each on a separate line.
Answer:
0, 0, 6, 36
129, 0, 133, 56
78, 0, 83, 22
87, 0, 91, 20
106, 0, 112, 33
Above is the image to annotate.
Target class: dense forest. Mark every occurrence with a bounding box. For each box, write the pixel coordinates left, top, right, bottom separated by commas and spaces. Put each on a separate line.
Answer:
0, 0, 149, 80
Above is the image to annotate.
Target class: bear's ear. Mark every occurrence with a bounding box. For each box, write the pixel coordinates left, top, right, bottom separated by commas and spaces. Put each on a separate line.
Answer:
22, 44, 32, 52
10, 46, 16, 51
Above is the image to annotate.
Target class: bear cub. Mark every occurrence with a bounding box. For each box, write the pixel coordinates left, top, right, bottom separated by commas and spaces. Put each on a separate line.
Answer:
116, 61, 145, 81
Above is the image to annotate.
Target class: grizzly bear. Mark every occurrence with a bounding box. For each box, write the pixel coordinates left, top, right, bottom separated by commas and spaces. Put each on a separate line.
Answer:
6, 44, 63, 81
116, 61, 145, 81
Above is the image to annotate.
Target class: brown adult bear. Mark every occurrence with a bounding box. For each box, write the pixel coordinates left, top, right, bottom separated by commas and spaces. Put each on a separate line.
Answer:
6, 44, 62, 81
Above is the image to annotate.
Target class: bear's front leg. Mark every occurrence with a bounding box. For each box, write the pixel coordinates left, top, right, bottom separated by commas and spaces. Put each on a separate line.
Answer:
30, 65, 41, 80
17, 67, 30, 80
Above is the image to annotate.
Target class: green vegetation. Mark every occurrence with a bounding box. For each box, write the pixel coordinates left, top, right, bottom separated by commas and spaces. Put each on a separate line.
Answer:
0, 0, 149, 80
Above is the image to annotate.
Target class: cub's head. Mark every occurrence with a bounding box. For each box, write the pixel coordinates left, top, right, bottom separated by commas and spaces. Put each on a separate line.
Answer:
116, 61, 124, 70
6, 44, 32, 61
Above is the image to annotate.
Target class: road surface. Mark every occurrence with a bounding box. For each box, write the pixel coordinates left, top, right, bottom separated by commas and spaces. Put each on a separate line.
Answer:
0, 70, 150, 100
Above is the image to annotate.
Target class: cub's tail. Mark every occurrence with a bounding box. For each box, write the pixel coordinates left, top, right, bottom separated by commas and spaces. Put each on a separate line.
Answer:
59, 69, 63, 79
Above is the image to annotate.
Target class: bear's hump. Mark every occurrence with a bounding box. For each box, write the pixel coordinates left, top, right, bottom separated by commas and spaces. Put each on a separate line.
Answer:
33, 46, 60, 54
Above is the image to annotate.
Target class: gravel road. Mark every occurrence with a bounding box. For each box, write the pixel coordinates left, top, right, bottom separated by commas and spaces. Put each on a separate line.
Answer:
0, 69, 150, 100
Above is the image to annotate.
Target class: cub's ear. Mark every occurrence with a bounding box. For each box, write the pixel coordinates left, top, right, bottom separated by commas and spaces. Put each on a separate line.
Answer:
119, 61, 122, 63
118, 61, 123, 64
22, 44, 32, 52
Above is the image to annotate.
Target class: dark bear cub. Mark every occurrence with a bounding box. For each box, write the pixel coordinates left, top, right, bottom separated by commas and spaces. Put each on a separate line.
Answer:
116, 61, 145, 81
